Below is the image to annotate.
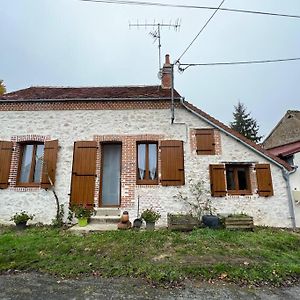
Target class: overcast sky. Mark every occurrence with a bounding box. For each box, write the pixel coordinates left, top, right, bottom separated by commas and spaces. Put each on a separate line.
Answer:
1, 0, 300, 137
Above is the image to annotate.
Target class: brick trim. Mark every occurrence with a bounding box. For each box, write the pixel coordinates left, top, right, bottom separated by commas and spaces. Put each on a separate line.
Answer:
94, 134, 164, 208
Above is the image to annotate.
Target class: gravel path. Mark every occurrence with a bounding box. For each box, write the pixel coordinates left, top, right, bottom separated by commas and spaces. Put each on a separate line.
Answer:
0, 273, 299, 300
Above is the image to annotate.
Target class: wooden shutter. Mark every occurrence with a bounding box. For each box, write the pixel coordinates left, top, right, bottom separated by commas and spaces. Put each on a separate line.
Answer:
0, 141, 13, 189
160, 140, 185, 186
70, 141, 97, 207
209, 164, 226, 197
41, 140, 59, 189
195, 129, 215, 155
255, 164, 274, 197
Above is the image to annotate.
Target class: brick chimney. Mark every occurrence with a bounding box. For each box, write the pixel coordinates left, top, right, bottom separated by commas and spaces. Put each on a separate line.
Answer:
161, 54, 172, 89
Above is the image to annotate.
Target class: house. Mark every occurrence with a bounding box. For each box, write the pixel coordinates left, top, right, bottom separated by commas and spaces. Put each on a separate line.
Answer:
263, 110, 300, 227
0, 55, 296, 228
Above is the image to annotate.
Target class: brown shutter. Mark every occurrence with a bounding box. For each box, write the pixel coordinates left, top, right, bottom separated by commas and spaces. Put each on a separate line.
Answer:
195, 129, 215, 155
209, 164, 226, 197
41, 140, 59, 189
255, 164, 274, 197
70, 141, 97, 207
0, 141, 13, 189
160, 140, 185, 186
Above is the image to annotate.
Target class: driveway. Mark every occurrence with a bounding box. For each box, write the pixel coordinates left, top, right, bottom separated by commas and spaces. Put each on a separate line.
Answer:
0, 273, 299, 299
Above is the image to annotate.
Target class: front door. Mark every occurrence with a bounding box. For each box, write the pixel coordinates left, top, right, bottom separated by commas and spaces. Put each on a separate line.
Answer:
100, 144, 121, 207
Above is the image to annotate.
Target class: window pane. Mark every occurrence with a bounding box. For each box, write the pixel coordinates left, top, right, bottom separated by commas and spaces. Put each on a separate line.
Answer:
34, 144, 44, 183
148, 144, 157, 180
226, 167, 236, 190
20, 145, 34, 182
237, 168, 248, 190
138, 144, 146, 180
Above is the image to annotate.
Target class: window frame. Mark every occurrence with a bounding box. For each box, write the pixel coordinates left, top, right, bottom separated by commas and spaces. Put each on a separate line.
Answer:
136, 142, 158, 185
17, 142, 44, 187
225, 164, 252, 195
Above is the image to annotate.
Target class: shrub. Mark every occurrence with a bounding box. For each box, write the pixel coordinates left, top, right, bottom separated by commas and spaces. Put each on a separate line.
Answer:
10, 211, 34, 225
141, 208, 161, 223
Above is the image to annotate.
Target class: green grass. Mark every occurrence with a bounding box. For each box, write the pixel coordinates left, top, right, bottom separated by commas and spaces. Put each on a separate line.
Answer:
0, 227, 299, 285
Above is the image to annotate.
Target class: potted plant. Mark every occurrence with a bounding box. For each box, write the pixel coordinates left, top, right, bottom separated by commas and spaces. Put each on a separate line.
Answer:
11, 211, 34, 230
71, 205, 94, 227
141, 208, 161, 230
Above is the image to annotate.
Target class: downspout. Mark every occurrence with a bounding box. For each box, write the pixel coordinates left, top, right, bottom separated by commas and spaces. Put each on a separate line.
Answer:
171, 63, 175, 124
282, 167, 297, 229
181, 99, 298, 229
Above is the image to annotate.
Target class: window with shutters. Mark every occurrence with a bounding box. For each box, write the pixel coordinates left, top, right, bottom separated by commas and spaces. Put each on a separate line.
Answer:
137, 142, 158, 185
195, 129, 216, 155
17, 142, 45, 186
225, 164, 252, 195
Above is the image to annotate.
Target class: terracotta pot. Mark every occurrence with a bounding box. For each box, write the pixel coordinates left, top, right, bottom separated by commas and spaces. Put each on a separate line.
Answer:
121, 211, 129, 223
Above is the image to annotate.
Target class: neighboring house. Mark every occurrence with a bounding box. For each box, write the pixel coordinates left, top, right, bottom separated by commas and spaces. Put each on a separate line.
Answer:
0, 56, 296, 228
263, 110, 300, 227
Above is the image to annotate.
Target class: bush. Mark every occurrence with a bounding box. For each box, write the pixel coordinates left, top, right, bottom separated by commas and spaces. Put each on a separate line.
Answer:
10, 211, 34, 225
141, 208, 161, 223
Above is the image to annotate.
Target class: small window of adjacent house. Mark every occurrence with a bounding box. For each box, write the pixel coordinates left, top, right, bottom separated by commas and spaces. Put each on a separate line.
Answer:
18, 143, 44, 186
225, 165, 252, 195
137, 142, 158, 185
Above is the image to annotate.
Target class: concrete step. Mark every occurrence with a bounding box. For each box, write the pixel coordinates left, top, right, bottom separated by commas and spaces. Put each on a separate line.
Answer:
69, 223, 118, 234
89, 215, 120, 224
95, 208, 121, 217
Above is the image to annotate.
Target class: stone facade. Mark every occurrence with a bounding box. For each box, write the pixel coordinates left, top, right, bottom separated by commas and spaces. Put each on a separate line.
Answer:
0, 105, 293, 227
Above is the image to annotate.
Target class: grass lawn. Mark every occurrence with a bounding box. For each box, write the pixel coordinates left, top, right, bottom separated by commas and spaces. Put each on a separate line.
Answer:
0, 227, 299, 285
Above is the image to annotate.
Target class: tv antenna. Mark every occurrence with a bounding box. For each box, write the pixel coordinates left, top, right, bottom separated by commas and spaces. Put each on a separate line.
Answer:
129, 19, 181, 71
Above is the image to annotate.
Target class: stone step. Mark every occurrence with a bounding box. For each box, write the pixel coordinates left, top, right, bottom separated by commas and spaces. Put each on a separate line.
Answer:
89, 215, 120, 224
95, 208, 121, 217
69, 223, 118, 234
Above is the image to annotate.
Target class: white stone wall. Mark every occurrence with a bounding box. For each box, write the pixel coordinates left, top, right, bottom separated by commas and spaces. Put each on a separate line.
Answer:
291, 152, 300, 227
0, 107, 292, 227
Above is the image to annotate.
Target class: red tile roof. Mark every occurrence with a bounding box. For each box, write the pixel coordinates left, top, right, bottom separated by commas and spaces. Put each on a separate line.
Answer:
0, 86, 181, 101
183, 100, 293, 171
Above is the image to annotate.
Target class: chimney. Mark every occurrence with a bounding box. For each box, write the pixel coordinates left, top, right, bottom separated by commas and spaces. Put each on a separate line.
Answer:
161, 54, 172, 89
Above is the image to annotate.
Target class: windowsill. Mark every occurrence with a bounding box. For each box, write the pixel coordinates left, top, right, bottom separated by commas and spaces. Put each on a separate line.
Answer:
227, 190, 252, 196
136, 180, 158, 185
16, 183, 41, 188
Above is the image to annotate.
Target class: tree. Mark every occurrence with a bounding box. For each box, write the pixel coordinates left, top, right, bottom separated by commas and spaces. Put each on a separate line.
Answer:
230, 101, 263, 143
0, 80, 6, 95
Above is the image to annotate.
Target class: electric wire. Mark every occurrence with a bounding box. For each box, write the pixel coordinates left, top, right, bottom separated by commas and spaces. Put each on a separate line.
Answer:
178, 57, 300, 72
176, 0, 225, 63
79, 0, 300, 19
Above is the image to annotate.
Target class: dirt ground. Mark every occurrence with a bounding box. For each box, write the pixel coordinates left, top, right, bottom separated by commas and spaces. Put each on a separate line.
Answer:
0, 272, 300, 300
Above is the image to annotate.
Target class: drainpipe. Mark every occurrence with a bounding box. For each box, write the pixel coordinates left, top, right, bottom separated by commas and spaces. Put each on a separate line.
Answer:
282, 167, 298, 229
171, 63, 175, 124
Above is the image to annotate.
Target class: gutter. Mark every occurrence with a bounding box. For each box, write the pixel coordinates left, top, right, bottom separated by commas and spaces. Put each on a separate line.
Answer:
282, 167, 298, 229
0, 97, 182, 104
181, 98, 298, 229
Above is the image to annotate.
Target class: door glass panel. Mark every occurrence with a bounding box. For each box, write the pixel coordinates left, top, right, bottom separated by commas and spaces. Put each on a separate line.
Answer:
101, 144, 121, 206
34, 144, 45, 183
20, 145, 34, 182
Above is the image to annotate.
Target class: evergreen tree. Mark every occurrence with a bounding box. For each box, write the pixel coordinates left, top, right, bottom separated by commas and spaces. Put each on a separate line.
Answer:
230, 101, 263, 143
0, 80, 6, 95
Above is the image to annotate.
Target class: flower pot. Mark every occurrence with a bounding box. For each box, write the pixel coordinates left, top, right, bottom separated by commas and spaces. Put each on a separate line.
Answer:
121, 211, 129, 223
16, 222, 27, 230
146, 222, 155, 230
202, 215, 220, 229
133, 218, 143, 229
78, 217, 88, 227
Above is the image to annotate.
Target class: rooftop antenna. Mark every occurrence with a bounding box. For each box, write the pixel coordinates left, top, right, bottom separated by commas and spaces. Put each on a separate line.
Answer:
129, 19, 181, 71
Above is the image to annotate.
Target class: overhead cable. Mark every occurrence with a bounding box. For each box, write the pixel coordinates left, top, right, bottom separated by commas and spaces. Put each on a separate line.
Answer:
178, 57, 300, 71
176, 0, 225, 63
79, 0, 300, 19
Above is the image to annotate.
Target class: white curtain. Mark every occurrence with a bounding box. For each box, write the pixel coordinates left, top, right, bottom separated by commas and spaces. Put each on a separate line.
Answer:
148, 144, 157, 180
138, 144, 146, 180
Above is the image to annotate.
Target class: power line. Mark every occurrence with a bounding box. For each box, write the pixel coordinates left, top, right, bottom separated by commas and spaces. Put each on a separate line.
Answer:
79, 0, 300, 19
178, 57, 300, 71
176, 0, 225, 63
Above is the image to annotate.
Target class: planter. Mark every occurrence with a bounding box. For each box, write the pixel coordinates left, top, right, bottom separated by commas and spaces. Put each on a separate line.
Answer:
168, 214, 199, 231
78, 217, 88, 227
202, 215, 220, 229
146, 222, 155, 230
133, 218, 143, 229
224, 216, 254, 230
16, 222, 27, 230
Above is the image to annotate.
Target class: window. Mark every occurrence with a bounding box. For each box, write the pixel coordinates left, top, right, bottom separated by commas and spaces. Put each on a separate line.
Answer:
225, 164, 251, 195
18, 143, 44, 186
137, 142, 158, 184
